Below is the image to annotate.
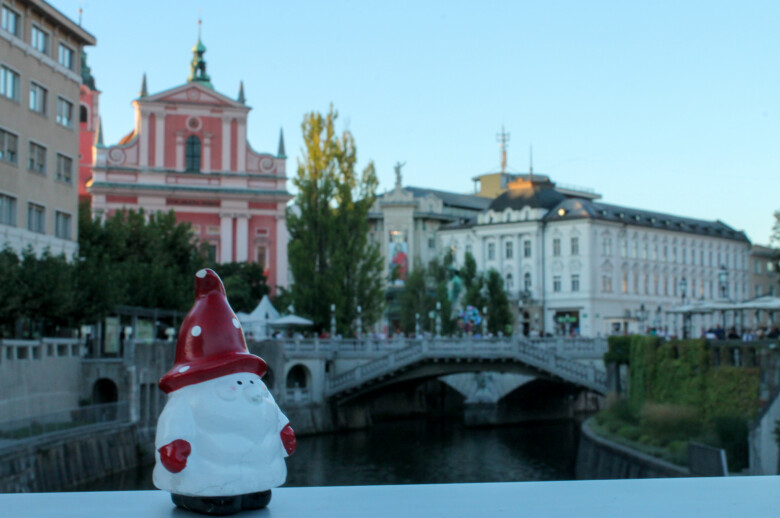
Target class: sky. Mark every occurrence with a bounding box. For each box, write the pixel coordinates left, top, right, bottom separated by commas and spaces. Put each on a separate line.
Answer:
51, 0, 779, 245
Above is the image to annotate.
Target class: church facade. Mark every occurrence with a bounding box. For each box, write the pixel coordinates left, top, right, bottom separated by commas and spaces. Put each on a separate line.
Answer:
84, 31, 291, 291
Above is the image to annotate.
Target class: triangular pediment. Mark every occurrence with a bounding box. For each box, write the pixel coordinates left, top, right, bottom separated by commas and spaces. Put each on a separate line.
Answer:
140, 82, 247, 109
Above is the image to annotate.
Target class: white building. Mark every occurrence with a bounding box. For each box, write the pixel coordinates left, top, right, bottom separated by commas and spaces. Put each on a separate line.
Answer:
438, 175, 751, 338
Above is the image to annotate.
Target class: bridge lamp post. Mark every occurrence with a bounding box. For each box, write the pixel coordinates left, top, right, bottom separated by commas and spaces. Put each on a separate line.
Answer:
356, 305, 362, 340
330, 303, 337, 339
482, 306, 488, 336
415, 313, 420, 338
435, 301, 441, 338
636, 304, 647, 335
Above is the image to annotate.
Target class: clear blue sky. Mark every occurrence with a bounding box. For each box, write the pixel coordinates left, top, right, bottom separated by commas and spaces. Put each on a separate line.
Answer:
52, 0, 779, 244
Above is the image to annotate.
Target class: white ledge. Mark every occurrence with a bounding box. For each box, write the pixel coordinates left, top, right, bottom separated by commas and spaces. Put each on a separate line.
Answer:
1, 477, 779, 517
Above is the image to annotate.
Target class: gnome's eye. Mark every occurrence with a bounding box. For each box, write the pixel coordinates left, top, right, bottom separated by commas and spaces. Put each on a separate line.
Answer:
237, 381, 243, 385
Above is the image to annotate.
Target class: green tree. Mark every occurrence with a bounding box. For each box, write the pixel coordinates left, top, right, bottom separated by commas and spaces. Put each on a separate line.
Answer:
18, 247, 73, 336
0, 247, 21, 336
286, 106, 384, 334
485, 269, 512, 335
210, 262, 269, 314
399, 261, 431, 335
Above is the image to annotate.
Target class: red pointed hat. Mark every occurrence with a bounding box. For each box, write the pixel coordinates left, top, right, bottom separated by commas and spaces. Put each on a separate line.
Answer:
159, 268, 267, 393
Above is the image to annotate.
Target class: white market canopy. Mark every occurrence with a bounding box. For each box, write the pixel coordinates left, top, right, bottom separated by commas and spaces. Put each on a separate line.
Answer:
667, 296, 780, 314
269, 315, 314, 327
237, 295, 280, 338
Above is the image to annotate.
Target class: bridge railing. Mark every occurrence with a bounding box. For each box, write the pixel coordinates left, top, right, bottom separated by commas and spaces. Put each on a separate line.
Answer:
283, 336, 608, 359
0, 401, 130, 450
326, 338, 610, 397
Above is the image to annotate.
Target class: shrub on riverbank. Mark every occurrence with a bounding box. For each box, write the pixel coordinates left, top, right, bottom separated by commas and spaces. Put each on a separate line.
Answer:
596, 335, 760, 471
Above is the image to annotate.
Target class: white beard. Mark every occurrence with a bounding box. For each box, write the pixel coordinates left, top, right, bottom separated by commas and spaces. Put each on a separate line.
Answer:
153, 372, 289, 497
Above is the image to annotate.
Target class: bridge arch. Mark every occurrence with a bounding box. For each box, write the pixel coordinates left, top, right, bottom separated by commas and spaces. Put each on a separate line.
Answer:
286, 364, 311, 390
92, 378, 118, 404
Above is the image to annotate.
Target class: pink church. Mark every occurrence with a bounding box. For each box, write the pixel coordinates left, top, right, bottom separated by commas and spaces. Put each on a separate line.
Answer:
85, 32, 291, 292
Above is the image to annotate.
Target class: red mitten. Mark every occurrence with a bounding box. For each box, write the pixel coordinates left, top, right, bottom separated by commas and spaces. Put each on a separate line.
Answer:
281, 424, 296, 456
158, 439, 191, 473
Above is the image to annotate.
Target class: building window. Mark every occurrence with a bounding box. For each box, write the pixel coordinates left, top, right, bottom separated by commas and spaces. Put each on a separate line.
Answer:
633, 272, 639, 294
204, 243, 216, 262
553, 275, 561, 293
506, 273, 513, 291
620, 241, 627, 258
571, 274, 580, 292
27, 203, 44, 233
673, 247, 678, 263
524, 272, 531, 291
523, 240, 531, 257
622, 272, 628, 294
428, 237, 435, 249
488, 242, 495, 260
55, 154, 72, 183
602, 237, 612, 256
653, 245, 658, 261
553, 238, 561, 256
80, 104, 88, 123
465, 244, 472, 256
185, 135, 201, 172
653, 274, 659, 295
56, 97, 73, 127
256, 245, 267, 269
663, 245, 668, 261
755, 285, 762, 298
602, 275, 613, 293
29, 82, 47, 114
58, 44, 74, 70
631, 242, 638, 258
643, 274, 649, 295
31, 25, 49, 54
54, 211, 71, 240
28, 142, 46, 174
0, 65, 19, 100
768, 261, 776, 272
1, 5, 20, 37
0, 127, 18, 164
642, 243, 648, 260
0, 193, 16, 226
682, 248, 687, 265
505, 241, 513, 259
571, 237, 579, 255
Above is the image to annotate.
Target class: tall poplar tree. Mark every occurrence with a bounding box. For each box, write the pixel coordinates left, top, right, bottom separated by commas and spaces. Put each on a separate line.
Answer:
286, 106, 383, 334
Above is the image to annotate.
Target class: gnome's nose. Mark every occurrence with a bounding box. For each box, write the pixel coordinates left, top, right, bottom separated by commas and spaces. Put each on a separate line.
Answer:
244, 384, 262, 403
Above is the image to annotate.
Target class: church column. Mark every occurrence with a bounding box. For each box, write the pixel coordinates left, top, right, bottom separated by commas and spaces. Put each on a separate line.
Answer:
235, 215, 249, 262
276, 212, 289, 289
203, 133, 212, 173
175, 132, 185, 171
237, 120, 247, 172
155, 112, 165, 167
139, 113, 150, 167
220, 214, 233, 263
221, 117, 231, 172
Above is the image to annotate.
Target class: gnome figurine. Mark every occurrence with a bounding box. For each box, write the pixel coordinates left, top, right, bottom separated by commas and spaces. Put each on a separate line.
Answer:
154, 269, 296, 515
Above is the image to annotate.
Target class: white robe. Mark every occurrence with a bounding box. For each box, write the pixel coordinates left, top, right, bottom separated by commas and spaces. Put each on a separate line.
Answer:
153, 373, 290, 497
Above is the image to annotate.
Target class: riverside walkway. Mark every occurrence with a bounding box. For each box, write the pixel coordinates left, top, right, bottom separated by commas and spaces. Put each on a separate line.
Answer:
2, 477, 777, 517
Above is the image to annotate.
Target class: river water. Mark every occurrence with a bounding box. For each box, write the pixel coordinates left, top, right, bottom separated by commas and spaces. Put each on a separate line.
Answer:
75, 418, 579, 491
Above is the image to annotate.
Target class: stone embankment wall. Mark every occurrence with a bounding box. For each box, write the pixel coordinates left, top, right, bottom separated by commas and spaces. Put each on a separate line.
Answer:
0, 424, 145, 493
576, 419, 689, 479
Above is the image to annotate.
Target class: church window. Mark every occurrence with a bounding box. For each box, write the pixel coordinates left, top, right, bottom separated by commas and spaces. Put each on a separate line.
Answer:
185, 135, 201, 172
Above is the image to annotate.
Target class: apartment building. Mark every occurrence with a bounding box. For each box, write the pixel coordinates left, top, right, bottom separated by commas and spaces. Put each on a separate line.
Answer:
0, 0, 95, 257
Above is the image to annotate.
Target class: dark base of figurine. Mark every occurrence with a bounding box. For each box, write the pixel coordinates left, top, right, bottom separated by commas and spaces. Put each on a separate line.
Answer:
171, 490, 272, 515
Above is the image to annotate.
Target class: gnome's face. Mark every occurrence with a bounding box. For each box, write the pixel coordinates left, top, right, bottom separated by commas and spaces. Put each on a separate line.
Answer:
180, 372, 277, 441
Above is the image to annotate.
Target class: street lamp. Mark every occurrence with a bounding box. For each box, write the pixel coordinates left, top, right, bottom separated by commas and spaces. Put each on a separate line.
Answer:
482, 306, 488, 336
356, 305, 362, 340
415, 313, 420, 337
435, 301, 442, 338
330, 303, 336, 339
